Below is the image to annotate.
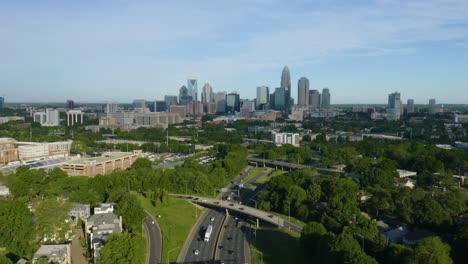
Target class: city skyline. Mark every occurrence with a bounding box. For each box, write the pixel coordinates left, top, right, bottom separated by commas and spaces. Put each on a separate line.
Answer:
1, 0, 468, 103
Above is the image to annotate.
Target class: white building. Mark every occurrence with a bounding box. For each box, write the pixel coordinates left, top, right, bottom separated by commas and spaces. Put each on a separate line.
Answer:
397, 169, 417, 178
18, 141, 72, 161
33, 108, 60, 126
289, 106, 306, 121
271, 132, 300, 147
33, 244, 71, 264
0, 185, 11, 196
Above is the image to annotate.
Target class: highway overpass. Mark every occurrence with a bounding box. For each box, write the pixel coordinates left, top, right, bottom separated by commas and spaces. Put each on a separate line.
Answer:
247, 157, 344, 175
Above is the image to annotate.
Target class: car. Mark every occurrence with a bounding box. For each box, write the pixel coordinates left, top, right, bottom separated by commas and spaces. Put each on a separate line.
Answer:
229, 203, 234, 206
239, 207, 244, 210
201, 199, 207, 202
228, 250, 234, 255
210, 217, 215, 221
194, 249, 199, 255
151, 221, 155, 224
268, 214, 273, 218
227, 236, 232, 241
193, 197, 199, 200
214, 201, 220, 205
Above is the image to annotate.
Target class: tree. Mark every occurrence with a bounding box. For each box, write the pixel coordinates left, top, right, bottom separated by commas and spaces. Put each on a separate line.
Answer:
407, 236, 453, 264
412, 198, 452, 230
452, 222, 468, 263
0, 200, 35, 257
35, 199, 73, 243
301, 221, 334, 262
130, 158, 152, 170
115, 194, 146, 233
96, 233, 145, 264
0, 255, 12, 264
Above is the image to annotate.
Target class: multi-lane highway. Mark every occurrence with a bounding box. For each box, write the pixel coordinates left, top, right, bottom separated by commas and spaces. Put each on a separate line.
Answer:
215, 215, 249, 264
144, 212, 162, 264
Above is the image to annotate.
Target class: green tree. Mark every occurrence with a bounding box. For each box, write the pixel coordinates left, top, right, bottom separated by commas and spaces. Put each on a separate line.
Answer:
130, 158, 152, 170
35, 199, 73, 243
96, 233, 145, 264
452, 222, 468, 263
0, 255, 13, 264
407, 236, 453, 264
115, 194, 146, 233
0, 200, 35, 257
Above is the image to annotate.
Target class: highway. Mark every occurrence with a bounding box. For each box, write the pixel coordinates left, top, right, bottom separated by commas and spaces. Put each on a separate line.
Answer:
216, 215, 248, 264
144, 212, 162, 264
182, 209, 225, 264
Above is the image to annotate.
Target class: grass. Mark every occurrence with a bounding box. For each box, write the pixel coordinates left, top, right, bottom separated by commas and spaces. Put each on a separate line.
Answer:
241, 166, 269, 184
136, 195, 202, 264
248, 169, 287, 191
250, 228, 306, 264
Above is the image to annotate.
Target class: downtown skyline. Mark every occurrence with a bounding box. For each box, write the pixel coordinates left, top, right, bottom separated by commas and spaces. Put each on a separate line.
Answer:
1, 0, 468, 103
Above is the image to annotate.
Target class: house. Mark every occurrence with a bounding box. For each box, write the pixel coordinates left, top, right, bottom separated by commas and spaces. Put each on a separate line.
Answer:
397, 169, 417, 178
85, 203, 122, 263
33, 244, 71, 264
397, 178, 417, 189
0, 185, 11, 197
383, 226, 409, 244
402, 230, 433, 246
68, 203, 91, 225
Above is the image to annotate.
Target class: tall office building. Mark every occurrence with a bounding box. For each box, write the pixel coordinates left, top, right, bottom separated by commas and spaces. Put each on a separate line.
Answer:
66, 99, 75, 109
154, 101, 167, 112
201, 83, 213, 104
429, 98, 436, 114
0, 96, 5, 109
256, 86, 269, 110
407, 99, 415, 114
274, 87, 287, 111
387, 92, 402, 120
309, 89, 321, 109
164, 95, 178, 106
226, 93, 240, 113
187, 78, 198, 101
106, 103, 119, 113
281, 66, 291, 111
133, 99, 146, 109
179, 85, 191, 105
321, 88, 331, 109
214, 92, 227, 113
297, 77, 310, 107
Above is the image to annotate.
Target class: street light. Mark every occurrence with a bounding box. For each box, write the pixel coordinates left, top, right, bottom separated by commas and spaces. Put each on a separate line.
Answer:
252, 248, 263, 264
167, 247, 179, 264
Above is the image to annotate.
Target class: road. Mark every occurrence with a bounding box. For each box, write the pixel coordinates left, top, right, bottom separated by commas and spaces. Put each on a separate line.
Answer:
216, 216, 248, 264
182, 209, 225, 264
144, 213, 162, 264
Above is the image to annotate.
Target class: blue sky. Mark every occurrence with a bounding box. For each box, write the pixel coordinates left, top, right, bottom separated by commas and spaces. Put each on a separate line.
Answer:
1, 0, 468, 104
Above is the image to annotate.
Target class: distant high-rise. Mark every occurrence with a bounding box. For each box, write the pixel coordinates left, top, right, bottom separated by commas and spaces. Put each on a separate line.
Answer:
154, 101, 167, 112
179, 85, 191, 105
214, 92, 227, 113
187, 78, 198, 101
66, 99, 75, 109
256, 86, 269, 110
309, 90, 321, 109
407, 99, 415, 114
0, 96, 4, 109
387, 92, 401, 120
133, 99, 146, 109
201, 83, 213, 104
297, 77, 310, 107
274, 87, 287, 111
226, 93, 240, 113
429, 98, 436, 114
281, 66, 291, 110
106, 103, 119, 113
321, 88, 331, 109
164, 95, 178, 106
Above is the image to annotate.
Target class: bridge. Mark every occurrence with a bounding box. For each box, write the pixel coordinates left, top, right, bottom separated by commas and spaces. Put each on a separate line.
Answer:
170, 194, 303, 234
247, 157, 344, 175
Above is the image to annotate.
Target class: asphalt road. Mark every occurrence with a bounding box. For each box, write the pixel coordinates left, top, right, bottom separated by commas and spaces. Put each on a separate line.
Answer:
216, 216, 247, 264
183, 209, 225, 264
144, 213, 162, 264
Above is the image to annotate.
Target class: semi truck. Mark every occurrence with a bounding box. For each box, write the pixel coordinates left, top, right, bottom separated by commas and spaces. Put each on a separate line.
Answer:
204, 225, 213, 242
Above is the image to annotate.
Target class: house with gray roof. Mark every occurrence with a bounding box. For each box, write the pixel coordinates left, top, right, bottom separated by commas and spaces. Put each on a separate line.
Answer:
68, 203, 90, 225
33, 244, 71, 264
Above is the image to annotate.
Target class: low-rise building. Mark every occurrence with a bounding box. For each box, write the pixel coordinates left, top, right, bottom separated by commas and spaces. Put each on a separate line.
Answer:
68, 203, 91, 225
271, 132, 300, 147
397, 169, 417, 178
33, 244, 71, 264
0, 138, 18, 164
18, 141, 72, 161
0, 116, 24, 124
61, 151, 142, 177
0, 185, 11, 197
134, 112, 182, 126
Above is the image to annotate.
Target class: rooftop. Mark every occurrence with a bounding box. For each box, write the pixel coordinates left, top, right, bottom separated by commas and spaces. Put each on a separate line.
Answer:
64, 151, 140, 165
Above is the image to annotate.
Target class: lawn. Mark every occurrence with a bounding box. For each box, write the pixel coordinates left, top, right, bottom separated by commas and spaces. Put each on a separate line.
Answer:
248, 169, 287, 191
136, 195, 202, 264
250, 228, 306, 264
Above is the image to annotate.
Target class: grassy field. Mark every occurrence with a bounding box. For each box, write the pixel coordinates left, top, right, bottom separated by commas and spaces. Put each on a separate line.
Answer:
136, 195, 202, 264
247, 169, 287, 191
250, 228, 306, 264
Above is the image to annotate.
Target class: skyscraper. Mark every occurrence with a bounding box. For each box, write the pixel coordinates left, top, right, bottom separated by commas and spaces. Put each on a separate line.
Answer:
281, 66, 291, 111
201, 83, 213, 104
309, 89, 321, 109
66, 99, 75, 109
274, 87, 287, 111
226, 93, 240, 113
407, 99, 415, 114
256, 86, 269, 110
179, 85, 191, 105
164, 95, 178, 106
214, 92, 227, 113
106, 103, 119, 113
187, 78, 198, 101
297, 77, 310, 107
429, 98, 436, 114
387, 92, 401, 120
321, 88, 331, 109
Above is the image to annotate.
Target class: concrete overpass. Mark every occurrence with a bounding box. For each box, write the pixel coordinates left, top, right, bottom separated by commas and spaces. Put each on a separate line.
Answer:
170, 194, 303, 234
247, 157, 344, 175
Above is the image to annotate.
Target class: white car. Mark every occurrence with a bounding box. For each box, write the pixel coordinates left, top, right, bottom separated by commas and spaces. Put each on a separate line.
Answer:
210, 217, 215, 221
194, 249, 199, 255
152, 221, 155, 224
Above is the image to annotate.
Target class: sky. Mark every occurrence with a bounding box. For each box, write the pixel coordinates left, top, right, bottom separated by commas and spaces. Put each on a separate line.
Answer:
1, 0, 468, 104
